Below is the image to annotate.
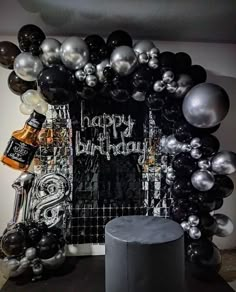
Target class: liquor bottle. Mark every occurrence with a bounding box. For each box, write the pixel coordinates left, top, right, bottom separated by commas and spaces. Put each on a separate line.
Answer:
1, 111, 46, 171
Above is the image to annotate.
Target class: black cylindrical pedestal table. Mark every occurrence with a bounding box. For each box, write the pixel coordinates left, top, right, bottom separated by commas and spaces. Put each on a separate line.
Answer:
105, 216, 185, 292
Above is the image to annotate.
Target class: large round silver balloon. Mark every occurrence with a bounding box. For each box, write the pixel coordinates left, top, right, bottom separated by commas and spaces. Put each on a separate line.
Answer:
191, 170, 215, 191
213, 214, 234, 237
182, 83, 230, 128
133, 40, 155, 54
211, 151, 236, 175
14, 53, 43, 81
40, 38, 61, 67
110, 46, 137, 76
96, 59, 110, 82
60, 37, 89, 70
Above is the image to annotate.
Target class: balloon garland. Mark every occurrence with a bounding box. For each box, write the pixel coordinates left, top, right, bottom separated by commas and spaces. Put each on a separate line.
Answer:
0, 24, 235, 281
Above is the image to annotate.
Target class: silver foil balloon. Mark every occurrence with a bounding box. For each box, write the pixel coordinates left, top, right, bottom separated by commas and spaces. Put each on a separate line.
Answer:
133, 40, 155, 55
188, 215, 200, 227
198, 159, 211, 170
25, 247, 37, 260
161, 135, 183, 155
153, 80, 166, 92
182, 83, 230, 128
75, 69, 86, 81
14, 53, 43, 81
166, 81, 177, 93
86, 75, 97, 87
39, 38, 61, 67
213, 214, 234, 237
211, 151, 236, 175
190, 137, 202, 149
41, 248, 66, 269
148, 57, 159, 69
181, 221, 190, 231
60, 37, 89, 70
110, 46, 137, 76
149, 47, 159, 58
189, 227, 202, 240
191, 170, 215, 191
162, 70, 175, 84
132, 91, 146, 101
96, 59, 110, 82
181, 144, 192, 152
191, 148, 202, 160
138, 53, 149, 64
84, 63, 96, 75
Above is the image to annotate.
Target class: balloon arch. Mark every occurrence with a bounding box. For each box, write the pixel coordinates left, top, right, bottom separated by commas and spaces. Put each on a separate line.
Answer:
0, 24, 235, 281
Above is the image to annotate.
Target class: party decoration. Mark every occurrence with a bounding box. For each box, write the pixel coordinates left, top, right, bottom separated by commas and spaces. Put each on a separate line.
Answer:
8, 71, 37, 95
39, 38, 61, 67
0, 41, 20, 69
107, 30, 132, 52
182, 83, 230, 128
85, 34, 107, 64
96, 59, 110, 82
60, 36, 89, 70
14, 52, 43, 81
213, 214, 234, 237
172, 153, 197, 176
1, 229, 26, 257
181, 215, 201, 240
211, 151, 236, 175
191, 170, 215, 191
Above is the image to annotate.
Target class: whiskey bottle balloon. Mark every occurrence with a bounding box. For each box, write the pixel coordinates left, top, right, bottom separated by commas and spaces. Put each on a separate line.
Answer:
1, 111, 46, 171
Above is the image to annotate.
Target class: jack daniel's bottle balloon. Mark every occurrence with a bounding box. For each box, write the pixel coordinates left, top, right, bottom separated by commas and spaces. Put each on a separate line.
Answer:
1, 111, 46, 171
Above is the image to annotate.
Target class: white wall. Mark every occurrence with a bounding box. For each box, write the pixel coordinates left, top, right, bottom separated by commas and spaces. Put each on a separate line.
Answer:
0, 36, 236, 249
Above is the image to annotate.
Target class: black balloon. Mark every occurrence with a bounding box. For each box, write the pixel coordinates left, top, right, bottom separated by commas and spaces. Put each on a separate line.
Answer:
170, 204, 188, 222
200, 213, 218, 237
110, 77, 131, 102
190, 65, 207, 84
209, 175, 234, 198
18, 24, 45, 55
186, 239, 221, 280
1, 229, 26, 257
194, 124, 221, 135
28, 228, 42, 245
85, 35, 108, 64
38, 66, 75, 105
146, 92, 164, 111
132, 66, 154, 91
163, 99, 183, 122
214, 198, 224, 211
200, 135, 220, 157
159, 51, 175, 70
0, 41, 20, 69
171, 177, 193, 198
172, 153, 197, 176
103, 67, 117, 82
174, 122, 195, 142
175, 52, 192, 73
106, 30, 133, 53
8, 71, 37, 95
37, 233, 59, 259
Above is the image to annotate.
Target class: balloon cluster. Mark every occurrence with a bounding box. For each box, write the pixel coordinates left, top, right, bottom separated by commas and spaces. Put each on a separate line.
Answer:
0, 221, 65, 281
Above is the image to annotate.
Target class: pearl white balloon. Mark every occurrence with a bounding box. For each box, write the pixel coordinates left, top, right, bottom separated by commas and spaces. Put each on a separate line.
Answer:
34, 100, 48, 115
40, 38, 61, 67
213, 214, 234, 237
191, 170, 215, 191
14, 53, 43, 81
19, 103, 34, 115
211, 151, 236, 175
21, 89, 44, 106
133, 40, 155, 54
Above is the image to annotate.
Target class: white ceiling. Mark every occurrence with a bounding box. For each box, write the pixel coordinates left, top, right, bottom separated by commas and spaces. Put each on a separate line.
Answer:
0, 0, 236, 43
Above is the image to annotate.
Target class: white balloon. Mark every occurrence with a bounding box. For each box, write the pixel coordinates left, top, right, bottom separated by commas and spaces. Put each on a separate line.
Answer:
19, 103, 34, 115
21, 89, 44, 106
34, 100, 48, 115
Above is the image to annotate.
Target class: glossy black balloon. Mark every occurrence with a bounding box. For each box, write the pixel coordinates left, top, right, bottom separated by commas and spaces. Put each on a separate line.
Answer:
172, 153, 197, 176
170, 204, 188, 222
85, 34, 106, 50
146, 92, 165, 111
106, 30, 133, 53
37, 233, 59, 259
0, 41, 20, 69
209, 175, 234, 198
194, 124, 221, 135
171, 177, 193, 198
200, 213, 218, 237
18, 24, 45, 55
186, 239, 221, 280
190, 65, 207, 84
1, 229, 26, 257
38, 66, 75, 105
175, 122, 195, 142
8, 71, 37, 95
200, 135, 220, 157
85, 35, 107, 64
28, 228, 42, 244
163, 99, 183, 122
132, 66, 154, 91
214, 198, 224, 211
159, 51, 175, 69
175, 52, 192, 73
103, 67, 117, 82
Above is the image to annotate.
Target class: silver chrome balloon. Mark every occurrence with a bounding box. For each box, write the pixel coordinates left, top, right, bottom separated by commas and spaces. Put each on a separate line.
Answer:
148, 57, 159, 69
213, 214, 234, 237
198, 159, 211, 170
161, 135, 183, 155
153, 80, 166, 92
138, 53, 149, 64
39, 38, 61, 67
14, 53, 43, 81
188, 215, 200, 227
181, 221, 190, 231
174, 74, 193, 98
96, 59, 110, 82
191, 148, 202, 160
189, 227, 201, 240
149, 47, 159, 58
75, 69, 86, 81
110, 46, 137, 76
166, 81, 177, 93
211, 151, 236, 175
182, 83, 230, 128
132, 91, 146, 102
191, 170, 215, 191
133, 40, 155, 55
181, 144, 192, 152
84, 63, 96, 75
190, 137, 202, 149
60, 36, 89, 70
162, 70, 175, 84
86, 75, 97, 87
166, 172, 176, 181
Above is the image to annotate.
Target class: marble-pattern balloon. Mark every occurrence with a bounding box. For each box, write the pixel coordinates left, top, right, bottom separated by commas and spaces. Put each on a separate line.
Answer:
213, 214, 234, 237
191, 170, 215, 191
133, 40, 155, 55
60, 37, 89, 70
110, 46, 137, 76
211, 151, 236, 175
182, 83, 230, 128
14, 53, 43, 81
40, 38, 61, 67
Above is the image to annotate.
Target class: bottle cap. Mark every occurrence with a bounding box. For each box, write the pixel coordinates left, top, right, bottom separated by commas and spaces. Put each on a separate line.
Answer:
26, 111, 46, 129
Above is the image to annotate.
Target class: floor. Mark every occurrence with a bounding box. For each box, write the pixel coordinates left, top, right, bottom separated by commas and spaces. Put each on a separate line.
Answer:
0, 251, 235, 290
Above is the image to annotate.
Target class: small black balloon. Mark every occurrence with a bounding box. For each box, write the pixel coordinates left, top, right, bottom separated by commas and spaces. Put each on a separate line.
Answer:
37, 233, 59, 259
106, 30, 133, 52
175, 122, 195, 143
190, 65, 207, 84
175, 52, 192, 73
132, 66, 154, 91
171, 177, 193, 198
38, 66, 75, 105
172, 153, 197, 176
0, 41, 20, 69
8, 71, 37, 95
170, 204, 188, 222
159, 51, 175, 69
1, 229, 26, 257
146, 92, 164, 111
103, 67, 117, 82
209, 175, 234, 198
200, 135, 220, 157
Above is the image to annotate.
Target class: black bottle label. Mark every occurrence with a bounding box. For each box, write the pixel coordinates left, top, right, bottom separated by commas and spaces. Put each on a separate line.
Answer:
4, 137, 37, 165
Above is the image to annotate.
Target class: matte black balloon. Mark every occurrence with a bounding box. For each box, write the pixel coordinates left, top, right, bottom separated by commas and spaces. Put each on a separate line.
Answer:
146, 92, 165, 111
171, 177, 194, 198
1, 229, 26, 257
18, 24, 45, 55
190, 65, 207, 84
159, 51, 175, 69
200, 135, 220, 157
85, 35, 108, 64
0, 41, 20, 69
175, 122, 195, 142
175, 52, 192, 73
172, 153, 198, 176
81, 86, 97, 100
132, 66, 154, 91
38, 66, 75, 105
200, 213, 218, 237
106, 30, 133, 53
186, 239, 221, 280
37, 233, 59, 259
210, 175, 234, 198
8, 71, 37, 95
